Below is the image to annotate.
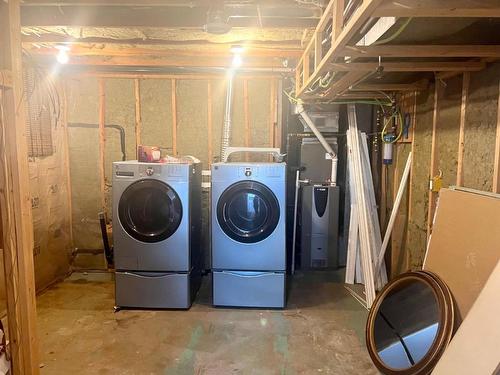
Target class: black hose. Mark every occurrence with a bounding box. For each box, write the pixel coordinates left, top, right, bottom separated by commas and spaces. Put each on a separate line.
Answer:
68, 122, 127, 161
98, 212, 114, 268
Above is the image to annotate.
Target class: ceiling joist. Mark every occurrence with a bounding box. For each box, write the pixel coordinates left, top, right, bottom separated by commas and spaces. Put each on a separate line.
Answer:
33, 54, 289, 68
350, 80, 429, 92
374, 0, 500, 18
295, 0, 500, 101
340, 45, 500, 58
328, 61, 485, 72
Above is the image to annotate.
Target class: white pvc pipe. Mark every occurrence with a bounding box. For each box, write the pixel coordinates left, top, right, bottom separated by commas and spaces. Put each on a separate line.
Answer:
376, 152, 412, 274
296, 104, 338, 185
291, 170, 300, 275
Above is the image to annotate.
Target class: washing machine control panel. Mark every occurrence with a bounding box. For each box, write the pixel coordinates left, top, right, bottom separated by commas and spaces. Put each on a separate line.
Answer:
139, 165, 161, 177
239, 166, 258, 178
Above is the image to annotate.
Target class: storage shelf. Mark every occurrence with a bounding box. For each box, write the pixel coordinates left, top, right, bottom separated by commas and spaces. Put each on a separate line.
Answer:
295, 0, 500, 102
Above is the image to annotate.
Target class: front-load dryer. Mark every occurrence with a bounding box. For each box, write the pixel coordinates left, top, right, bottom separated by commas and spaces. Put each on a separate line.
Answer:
211, 162, 286, 308
113, 160, 202, 309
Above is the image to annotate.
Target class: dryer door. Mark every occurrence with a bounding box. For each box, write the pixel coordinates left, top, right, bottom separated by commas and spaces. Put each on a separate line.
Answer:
217, 181, 280, 244
118, 179, 182, 243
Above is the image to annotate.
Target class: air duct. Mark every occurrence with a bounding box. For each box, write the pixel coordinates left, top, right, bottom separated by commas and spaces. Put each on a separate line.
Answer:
296, 104, 338, 186
220, 72, 235, 162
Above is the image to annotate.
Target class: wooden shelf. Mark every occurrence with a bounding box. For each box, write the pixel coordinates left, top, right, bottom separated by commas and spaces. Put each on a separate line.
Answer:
295, 0, 500, 102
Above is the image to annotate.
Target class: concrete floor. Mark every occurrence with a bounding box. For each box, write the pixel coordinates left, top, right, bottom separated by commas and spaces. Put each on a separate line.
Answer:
36, 270, 377, 375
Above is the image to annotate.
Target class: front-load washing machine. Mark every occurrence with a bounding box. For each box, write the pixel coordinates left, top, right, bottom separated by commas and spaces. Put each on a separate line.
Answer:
113, 160, 202, 309
211, 162, 286, 308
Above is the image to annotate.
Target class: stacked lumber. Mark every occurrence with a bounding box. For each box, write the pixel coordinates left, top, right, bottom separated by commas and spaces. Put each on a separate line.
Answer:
345, 104, 387, 308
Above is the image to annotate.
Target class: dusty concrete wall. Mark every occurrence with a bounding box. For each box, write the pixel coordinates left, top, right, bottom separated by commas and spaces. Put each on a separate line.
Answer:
390, 62, 500, 275
66, 75, 277, 264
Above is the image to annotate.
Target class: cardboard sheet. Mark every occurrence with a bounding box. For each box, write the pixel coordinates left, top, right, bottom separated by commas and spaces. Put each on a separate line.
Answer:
432, 260, 500, 375
423, 188, 500, 324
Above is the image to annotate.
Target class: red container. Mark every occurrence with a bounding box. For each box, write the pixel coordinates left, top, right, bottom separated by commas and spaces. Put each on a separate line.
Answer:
137, 145, 161, 162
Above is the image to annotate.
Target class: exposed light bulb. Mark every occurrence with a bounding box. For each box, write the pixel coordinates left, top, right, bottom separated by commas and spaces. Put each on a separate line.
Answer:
232, 53, 242, 68
56, 50, 69, 64
55, 45, 70, 64
230, 45, 244, 54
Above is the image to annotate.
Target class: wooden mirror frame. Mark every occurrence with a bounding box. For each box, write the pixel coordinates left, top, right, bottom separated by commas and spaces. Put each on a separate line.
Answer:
366, 271, 454, 375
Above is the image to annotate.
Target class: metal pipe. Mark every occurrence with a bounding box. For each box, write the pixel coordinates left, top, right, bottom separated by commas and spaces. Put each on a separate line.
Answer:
296, 104, 338, 185
220, 71, 235, 162
291, 169, 300, 275
68, 122, 127, 161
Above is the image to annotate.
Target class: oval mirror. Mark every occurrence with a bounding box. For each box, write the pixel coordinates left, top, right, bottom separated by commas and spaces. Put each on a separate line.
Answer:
366, 271, 454, 375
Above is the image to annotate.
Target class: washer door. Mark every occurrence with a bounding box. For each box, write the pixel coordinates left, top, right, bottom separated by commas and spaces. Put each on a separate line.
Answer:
118, 179, 182, 243
217, 181, 280, 244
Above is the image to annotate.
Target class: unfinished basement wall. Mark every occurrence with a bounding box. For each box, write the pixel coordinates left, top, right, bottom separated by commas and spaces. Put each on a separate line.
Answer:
65, 74, 280, 264
388, 62, 500, 277
0, 82, 72, 312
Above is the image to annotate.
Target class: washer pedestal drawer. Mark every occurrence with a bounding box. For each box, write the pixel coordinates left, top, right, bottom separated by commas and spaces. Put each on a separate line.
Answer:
115, 271, 198, 309
213, 270, 286, 308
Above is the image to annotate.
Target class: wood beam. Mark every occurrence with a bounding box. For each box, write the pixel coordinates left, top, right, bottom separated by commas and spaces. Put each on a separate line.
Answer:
21, 0, 320, 8
171, 79, 177, 156
23, 43, 303, 59
374, 0, 500, 17
74, 72, 284, 80
134, 78, 141, 151
350, 80, 429, 92
493, 81, 500, 193
98, 78, 106, 212
427, 81, 443, 240
333, 0, 345, 40
21, 5, 319, 28
329, 61, 485, 72
61, 82, 74, 247
0, 1, 40, 373
0, 70, 13, 88
334, 92, 388, 100
456, 72, 470, 187
269, 79, 277, 148
207, 81, 213, 165
297, 0, 385, 96
243, 79, 250, 148
32, 54, 289, 69
326, 71, 371, 99
340, 45, 500, 59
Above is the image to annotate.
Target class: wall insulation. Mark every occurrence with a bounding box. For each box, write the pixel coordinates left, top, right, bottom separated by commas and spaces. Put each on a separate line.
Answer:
0, 83, 72, 311
388, 62, 500, 275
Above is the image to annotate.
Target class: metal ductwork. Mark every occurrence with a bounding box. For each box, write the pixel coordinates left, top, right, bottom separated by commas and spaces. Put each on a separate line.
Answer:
220, 72, 235, 162
296, 104, 338, 186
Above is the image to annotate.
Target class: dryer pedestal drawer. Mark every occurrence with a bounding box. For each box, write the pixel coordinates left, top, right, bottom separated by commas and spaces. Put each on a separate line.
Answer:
115, 271, 195, 309
213, 271, 286, 308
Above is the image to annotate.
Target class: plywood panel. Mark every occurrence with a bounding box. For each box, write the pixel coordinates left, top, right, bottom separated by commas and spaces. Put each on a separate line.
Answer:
424, 189, 500, 325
